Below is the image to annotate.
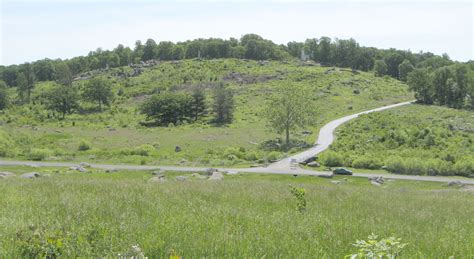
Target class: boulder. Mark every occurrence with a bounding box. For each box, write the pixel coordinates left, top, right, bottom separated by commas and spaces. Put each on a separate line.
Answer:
307, 161, 320, 167
149, 175, 166, 183
447, 181, 463, 187
208, 171, 224, 181
371, 181, 382, 186
318, 174, 333, 179
225, 170, 239, 175
205, 168, 218, 175
79, 162, 91, 168
21, 172, 40, 179
105, 169, 118, 173
330, 180, 341, 184
175, 146, 182, 152
368, 176, 384, 184
303, 157, 316, 164
191, 173, 208, 180
176, 176, 187, 181
70, 166, 88, 173
0, 172, 15, 178
151, 170, 164, 176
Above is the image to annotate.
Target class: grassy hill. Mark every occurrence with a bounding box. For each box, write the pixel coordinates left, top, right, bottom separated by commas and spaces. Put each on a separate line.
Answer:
0, 59, 412, 166
318, 104, 474, 176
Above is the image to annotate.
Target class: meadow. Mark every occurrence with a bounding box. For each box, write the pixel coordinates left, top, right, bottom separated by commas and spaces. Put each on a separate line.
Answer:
318, 104, 474, 177
0, 59, 413, 166
0, 166, 473, 258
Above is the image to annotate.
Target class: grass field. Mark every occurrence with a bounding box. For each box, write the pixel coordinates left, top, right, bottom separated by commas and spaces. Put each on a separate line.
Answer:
0, 59, 413, 166
1, 166, 473, 257
317, 104, 474, 177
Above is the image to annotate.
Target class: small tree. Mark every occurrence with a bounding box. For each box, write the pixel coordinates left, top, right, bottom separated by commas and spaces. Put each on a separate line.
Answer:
407, 69, 433, 104
212, 83, 234, 124
398, 59, 414, 81
83, 78, 114, 111
17, 64, 35, 103
140, 92, 193, 126
264, 84, 315, 146
0, 88, 9, 110
191, 87, 207, 121
44, 84, 79, 118
374, 60, 388, 77
55, 62, 73, 87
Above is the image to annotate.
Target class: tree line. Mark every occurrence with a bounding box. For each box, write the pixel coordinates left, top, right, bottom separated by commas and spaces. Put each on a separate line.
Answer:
407, 62, 474, 109
0, 34, 458, 89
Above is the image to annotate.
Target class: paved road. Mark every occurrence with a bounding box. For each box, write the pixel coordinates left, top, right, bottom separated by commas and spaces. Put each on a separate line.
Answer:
2, 100, 474, 184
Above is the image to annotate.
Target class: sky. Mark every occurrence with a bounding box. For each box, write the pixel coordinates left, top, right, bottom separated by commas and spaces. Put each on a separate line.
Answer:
1, 0, 473, 65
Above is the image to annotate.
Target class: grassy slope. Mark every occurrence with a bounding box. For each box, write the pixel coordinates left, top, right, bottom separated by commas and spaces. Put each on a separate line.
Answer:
0, 59, 412, 166
319, 104, 474, 176
0, 167, 473, 257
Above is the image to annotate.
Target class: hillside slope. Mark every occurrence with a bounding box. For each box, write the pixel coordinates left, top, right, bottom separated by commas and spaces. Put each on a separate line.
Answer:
0, 59, 413, 166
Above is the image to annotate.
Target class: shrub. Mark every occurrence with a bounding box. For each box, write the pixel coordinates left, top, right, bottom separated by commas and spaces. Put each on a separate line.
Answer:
132, 144, 156, 156
319, 151, 343, 167
223, 147, 244, 160
15, 226, 65, 258
266, 151, 281, 161
289, 185, 307, 213
78, 139, 92, 151
453, 158, 474, 177
352, 156, 383, 170
27, 148, 53, 161
349, 233, 407, 258
244, 151, 258, 161
0, 131, 13, 157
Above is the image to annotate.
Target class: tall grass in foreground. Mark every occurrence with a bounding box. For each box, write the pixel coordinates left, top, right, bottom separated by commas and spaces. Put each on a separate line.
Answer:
0, 171, 473, 257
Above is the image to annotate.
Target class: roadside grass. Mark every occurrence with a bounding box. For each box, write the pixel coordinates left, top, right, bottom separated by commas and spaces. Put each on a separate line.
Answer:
0, 59, 413, 166
0, 166, 473, 257
318, 104, 474, 177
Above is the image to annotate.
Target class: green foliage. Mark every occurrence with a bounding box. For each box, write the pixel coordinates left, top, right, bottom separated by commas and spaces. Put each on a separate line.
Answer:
55, 62, 73, 87
0, 87, 9, 110
264, 84, 316, 145
348, 233, 407, 259
43, 83, 80, 118
397, 59, 414, 81
319, 151, 344, 167
289, 185, 307, 213
191, 86, 207, 121
27, 148, 53, 161
82, 77, 114, 110
140, 92, 193, 126
374, 60, 388, 77
15, 225, 65, 258
212, 83, 234, 124
78, 139, 92, 151
132, 144, 156, 156
325, 105, 474, 176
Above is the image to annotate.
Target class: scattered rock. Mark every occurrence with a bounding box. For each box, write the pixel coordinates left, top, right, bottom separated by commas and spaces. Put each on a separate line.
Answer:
206, 168, 218, 175
191, 173, 208, 180
0, 172, 15, 178
69, 166, 88, 173
331, 180, 341, 184
318, 174, 333, 179
225, 170, 239, 175
176, 176, 187, 181
105, 169, 118, 173
149, 175, 166, 183
175, 146, 182, 152
79, 162, 91, 168
208, 171, 224, 181
447, 181, 464, 187
307, 161, 320, 167
151, 170, 164, 176
21, 172, 40, 179
369, 176, 385, 185
371, 181, 382, 186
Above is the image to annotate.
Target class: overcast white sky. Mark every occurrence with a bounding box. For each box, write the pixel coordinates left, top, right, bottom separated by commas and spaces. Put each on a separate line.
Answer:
1, 0, 473, 65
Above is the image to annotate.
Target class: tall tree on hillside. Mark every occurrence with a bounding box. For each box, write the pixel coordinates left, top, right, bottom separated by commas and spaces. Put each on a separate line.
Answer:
44, 83, 79, 118
398, 59, 414, 81
142, 39, 158, 61
212, 83, 234, 124
17, 63, 35, 103
432, 66, 452, 105
83, 78, 113, 111
317, 37, 332, 65
407, 68, 433, 104
191, 87, 207, 121
133, 40, 145, 63
55, 62, 73, 87
0, 81, 9, 110
374, 60, 388, 77
264, 84, 315, 146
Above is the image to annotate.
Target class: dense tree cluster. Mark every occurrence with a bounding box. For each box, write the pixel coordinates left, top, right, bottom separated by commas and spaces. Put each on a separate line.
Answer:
0, 34, 459, 91
408, 63, 473, 109
140, 83, 233, 125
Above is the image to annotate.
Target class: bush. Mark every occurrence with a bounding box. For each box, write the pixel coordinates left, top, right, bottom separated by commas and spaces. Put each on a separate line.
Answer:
453, 158, 474, 177
27, 148, 53, 161
352, 156, 382, 170
244, 151, 258, 161
77, 139, 91, 151
385, 156, 405, 174
319, 151, 343, 167
131, 144, 156, 156
266, 151, 281, 161
223, 147, 244, 160
0, 131, 13, 157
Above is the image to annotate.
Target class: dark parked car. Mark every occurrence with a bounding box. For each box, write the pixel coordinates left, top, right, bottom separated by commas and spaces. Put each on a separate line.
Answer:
333, 168, 353, 175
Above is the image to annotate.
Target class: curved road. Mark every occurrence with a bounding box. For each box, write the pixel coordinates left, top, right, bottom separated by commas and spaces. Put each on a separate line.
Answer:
2, 100, 474, 184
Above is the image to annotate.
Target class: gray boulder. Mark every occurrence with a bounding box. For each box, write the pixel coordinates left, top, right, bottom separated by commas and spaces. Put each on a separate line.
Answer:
176, 176, 187, 181
70, 166, 88, 173
448, 181, 463, 187
307, 161, 320, 167
79, 162, 91, 168
331, 180, 341, 184
206, 168, 218, 175
318, 173, 333, 179
149, 175, 166, 183
175, 146, 182, 152
209, 171, 224, 181
21, 172, 41, 179
369, 176, 385, 185
0, 172, 15, 178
